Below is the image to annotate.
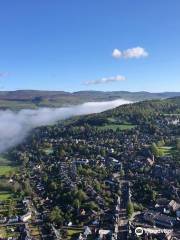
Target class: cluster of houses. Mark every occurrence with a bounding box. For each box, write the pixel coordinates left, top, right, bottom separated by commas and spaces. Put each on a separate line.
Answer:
10, 112, 180, 239
0, 198, 32, 225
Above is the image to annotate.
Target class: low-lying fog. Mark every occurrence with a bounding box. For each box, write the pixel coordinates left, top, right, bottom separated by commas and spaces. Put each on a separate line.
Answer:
0, 99, 131, 153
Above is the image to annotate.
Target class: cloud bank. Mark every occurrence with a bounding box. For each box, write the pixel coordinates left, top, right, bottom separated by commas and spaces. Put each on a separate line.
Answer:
0, 99, 131, 153
112, 47, 148, 59
84, 75, 126, 85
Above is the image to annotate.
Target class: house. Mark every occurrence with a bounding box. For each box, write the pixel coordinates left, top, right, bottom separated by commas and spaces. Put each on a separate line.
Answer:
76, 159, 89, 165
8, 216, 19, 223
80, 209, 86, 216
144, 210, 176, 228
84, 226, 92, 237
98, 229, 112, 239
176, 210, 180, 219
8, 178, 14, 183
21, 212, 32, 222
146, 157, 154, 166
168, 200, 180, 213
77, 233, 85, 240
0, 217, 7, 224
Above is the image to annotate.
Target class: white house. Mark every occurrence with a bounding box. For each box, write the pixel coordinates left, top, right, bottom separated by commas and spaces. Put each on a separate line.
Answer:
21, 212, 32, 222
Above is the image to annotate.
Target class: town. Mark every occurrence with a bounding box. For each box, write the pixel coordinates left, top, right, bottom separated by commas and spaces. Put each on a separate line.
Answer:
0, 98, 180, 240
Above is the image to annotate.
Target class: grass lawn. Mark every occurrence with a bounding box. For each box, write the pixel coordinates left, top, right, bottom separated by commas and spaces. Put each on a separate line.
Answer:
66, 229, 83, 239
0, 191, 13, 201
0, 156, 17, 202
0, 165, 17, 177
29, 224, 42, 239
0, 154, 19, 204
98, 124, 136, 131
157, 146, 176, 156
0, 154, 18, 177
0, 226, 20, 239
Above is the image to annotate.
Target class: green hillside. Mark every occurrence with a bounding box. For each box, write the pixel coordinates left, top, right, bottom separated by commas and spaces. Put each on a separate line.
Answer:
0, 90, 180, 110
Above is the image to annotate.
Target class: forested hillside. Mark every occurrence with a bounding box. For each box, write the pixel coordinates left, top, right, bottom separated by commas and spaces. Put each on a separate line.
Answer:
0, 90, 180, 110
73, 97, 180, 127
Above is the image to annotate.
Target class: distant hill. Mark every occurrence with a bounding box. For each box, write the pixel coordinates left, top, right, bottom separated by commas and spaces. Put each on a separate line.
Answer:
0, 90, 180, 110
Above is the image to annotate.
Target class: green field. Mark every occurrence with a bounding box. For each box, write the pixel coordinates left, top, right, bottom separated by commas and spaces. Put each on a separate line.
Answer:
0, 166, 17, 177
0, 155, 12, 166
98, 124, 136, 131
66, 228, 83, 240
158, 146, 173, 156
0, 154, 18, 177
0, 191, 12, 201
157, 146, 179, 157
0, 154, 19, 203
0, 99, 36, 110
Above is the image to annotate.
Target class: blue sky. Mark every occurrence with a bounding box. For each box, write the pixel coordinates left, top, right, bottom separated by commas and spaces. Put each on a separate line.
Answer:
0, 0, 180, 92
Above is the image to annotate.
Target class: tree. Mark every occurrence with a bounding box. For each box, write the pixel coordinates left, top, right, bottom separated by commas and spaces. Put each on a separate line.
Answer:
176, 138, 180, 150
76, 190, 87, 202
120, 169, 125, 177
150, 190, 157, 202
127, 201, 134, 219
49, 206, 64, 225
94, 180, 101, 192
50, 181, 58, 191
85, 201, 99, 211
59, 148, 66, 158
151, 143, 163, 157
73, 199, 80, 209
151, 143, 159, 157
157, 140, 165, 147
24, 179, 33, 195
100, 149, 106, 157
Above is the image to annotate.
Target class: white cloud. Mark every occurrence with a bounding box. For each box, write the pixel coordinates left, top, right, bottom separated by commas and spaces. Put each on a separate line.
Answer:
112, 47, 148, 59
112, 49, 122, 59
0, 99, 131, 153
123, 47, 148, 58
84, 75, 126, 85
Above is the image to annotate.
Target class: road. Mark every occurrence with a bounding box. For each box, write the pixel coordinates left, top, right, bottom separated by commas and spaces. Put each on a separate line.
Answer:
117, 181, 129, 239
